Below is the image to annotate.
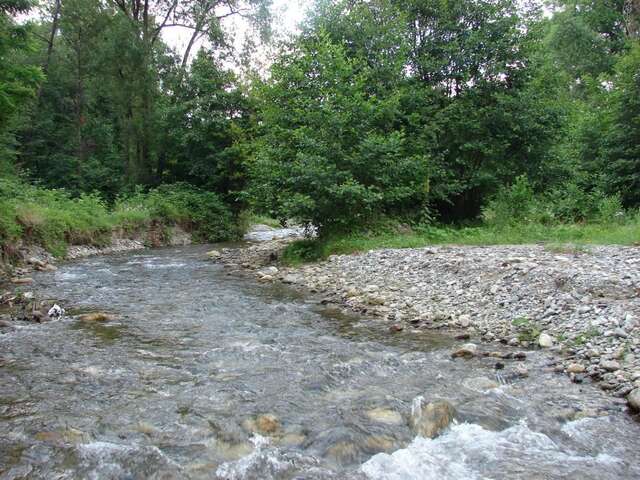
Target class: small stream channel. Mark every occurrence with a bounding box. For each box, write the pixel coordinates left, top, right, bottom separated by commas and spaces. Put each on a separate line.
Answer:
1, 244, 639, 479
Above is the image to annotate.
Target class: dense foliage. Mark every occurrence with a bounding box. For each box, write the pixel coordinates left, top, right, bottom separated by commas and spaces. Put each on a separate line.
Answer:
0, 0, 639, 252
248, 0, 640, 234
0, 177, 236, 256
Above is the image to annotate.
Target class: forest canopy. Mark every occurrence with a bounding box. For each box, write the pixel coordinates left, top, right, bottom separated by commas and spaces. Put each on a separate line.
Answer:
1, 0, 640, 247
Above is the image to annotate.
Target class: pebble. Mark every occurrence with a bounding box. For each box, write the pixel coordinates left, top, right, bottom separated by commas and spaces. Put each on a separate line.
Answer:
601, 360, 621, 372
538, 333, 555, 348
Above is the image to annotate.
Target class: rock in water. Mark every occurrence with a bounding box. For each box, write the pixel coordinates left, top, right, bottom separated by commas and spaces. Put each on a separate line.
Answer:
538, 333, 554, 348
78, 312, 114, 322
410, 398, 456, 438
259, 266, 279, 276
567, 363, 586, 374
627, 389, 640, 411
255, 414, 280, 434
206, 250, 222, 259
462, 377, 499, 392
451, 343, 478, 358
366, 408, 404, 425
48, 304, 65, 319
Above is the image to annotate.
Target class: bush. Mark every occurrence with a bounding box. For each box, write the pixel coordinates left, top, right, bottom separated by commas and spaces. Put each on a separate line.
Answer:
482, 176, 540, 226
483, 176, 626, 226
1, 178, 238, 257
249, 33, 429, 237
115, 183, 237, 243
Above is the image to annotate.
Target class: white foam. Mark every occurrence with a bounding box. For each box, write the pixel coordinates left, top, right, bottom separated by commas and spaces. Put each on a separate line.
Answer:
361, 423, 627, 480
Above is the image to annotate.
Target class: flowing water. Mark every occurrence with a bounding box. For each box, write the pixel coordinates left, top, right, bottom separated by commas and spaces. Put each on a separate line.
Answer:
1, 244, 639, 479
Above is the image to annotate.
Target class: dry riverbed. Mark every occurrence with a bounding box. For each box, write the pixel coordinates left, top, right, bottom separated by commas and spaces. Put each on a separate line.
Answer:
210, 237, 640, 414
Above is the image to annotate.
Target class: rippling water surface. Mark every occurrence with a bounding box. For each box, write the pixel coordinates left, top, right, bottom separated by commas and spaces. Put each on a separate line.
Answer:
1, 245, 639, 479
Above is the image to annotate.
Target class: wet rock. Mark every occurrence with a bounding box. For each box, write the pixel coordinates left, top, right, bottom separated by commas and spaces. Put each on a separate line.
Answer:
454, 333, 471, 341
255, 414, 280, 435
463, 377, 499, 392
550, 407, 576, 422
457, 314, 472, 328
389, 324, 403, 333
365, 407, 404, 425
278, 433, 307, 447
282, 274, 300, 284
345, 287, 359, 298
567, 363, 586, 374
215, 440, 254, 461
451, 343, 478, 358
410, 398, 456, 438
571, 373, 586, 384
326, 441, 359, 465
135, 422, 158, 435
538, 333, 554, 348
627, 389, 640, 411
47, 304, 65, 319
366, 295, 385, 306
259, 266, 279, 277
364, 435, 395, 453
515, 365, 529, 378
78, 312, 115, 322
32, 310, 47, 323
11, 277, 33, 285
27, 257, 46, 268
206, 250, 222, 259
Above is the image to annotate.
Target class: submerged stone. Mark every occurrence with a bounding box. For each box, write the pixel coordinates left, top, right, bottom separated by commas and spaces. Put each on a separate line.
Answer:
410, 398, 456, 439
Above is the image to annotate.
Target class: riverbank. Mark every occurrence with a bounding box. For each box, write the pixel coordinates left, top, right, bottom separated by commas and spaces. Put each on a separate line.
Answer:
212, 237, 640, 413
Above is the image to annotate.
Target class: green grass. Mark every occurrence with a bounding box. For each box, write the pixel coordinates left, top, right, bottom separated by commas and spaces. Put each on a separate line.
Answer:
248, 214, 283, 229
0, 178, 238, 257
282, 220, 640, 265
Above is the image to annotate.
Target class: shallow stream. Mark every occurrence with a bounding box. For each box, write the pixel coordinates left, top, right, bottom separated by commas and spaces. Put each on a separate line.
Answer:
1, 245, 639, 479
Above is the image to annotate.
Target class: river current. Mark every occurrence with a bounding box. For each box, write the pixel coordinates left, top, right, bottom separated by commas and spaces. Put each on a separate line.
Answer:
1, 244, 639, 479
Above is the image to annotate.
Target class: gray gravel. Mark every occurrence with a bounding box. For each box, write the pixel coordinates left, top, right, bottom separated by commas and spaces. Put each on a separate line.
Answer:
215, 241, 640, 409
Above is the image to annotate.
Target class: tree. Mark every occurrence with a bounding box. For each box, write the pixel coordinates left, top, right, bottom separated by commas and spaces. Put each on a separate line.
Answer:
250, 31, 429, 234
159, 49, 252, 208
0, 0, 43, 170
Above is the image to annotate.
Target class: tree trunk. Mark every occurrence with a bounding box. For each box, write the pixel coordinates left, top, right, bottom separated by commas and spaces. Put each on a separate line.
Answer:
44, 0, 62, 75
181, 26, 202, 70
625, 0, 640, 39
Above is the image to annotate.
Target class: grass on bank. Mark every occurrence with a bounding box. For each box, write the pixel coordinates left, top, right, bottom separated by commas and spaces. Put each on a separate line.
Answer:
282, 176, 640, 265
281, 218, 640, 266
0, 178, 238, 258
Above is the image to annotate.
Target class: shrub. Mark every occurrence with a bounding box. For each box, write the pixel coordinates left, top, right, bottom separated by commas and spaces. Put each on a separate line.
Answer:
482, 176, 538, 226
115, 183, 237, 243
484, 176, 627, 226
249, 33, 429, 237
1, 177, 238, 257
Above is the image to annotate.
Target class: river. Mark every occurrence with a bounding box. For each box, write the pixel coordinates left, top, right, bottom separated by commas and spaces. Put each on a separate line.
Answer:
1, 244, 639, 479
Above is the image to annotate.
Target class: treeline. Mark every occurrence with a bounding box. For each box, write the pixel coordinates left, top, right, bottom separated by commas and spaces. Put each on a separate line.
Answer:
251, 0, 640, 234
1, 0, 640, 249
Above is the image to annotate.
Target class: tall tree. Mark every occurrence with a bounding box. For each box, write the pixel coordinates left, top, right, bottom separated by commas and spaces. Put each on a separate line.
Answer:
0, 0, 43, 170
